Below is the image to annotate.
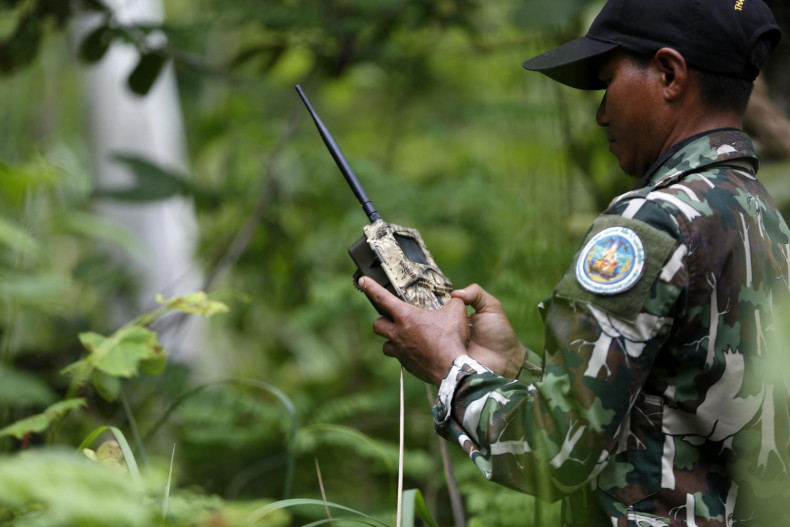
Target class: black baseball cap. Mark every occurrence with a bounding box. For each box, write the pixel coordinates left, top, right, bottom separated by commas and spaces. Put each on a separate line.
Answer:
522, 0, 782, 90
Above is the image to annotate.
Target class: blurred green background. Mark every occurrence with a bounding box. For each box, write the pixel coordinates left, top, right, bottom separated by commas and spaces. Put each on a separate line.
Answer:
0, 0, 788, 525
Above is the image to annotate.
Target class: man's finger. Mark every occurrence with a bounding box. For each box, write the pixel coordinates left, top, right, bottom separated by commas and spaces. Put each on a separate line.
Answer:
358, 276, 406, 318
372, 316, 395, 341
451, 283, 503, 314
382, 340, 398, 358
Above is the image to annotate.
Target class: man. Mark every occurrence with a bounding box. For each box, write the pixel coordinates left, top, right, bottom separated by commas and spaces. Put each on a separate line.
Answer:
359, 0, 790, 525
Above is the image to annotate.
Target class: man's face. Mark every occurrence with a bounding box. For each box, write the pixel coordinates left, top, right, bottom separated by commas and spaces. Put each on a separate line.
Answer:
595, 50, 667, 178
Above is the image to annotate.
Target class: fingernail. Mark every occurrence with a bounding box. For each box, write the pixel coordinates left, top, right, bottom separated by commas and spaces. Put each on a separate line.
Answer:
358, 277, 366, 288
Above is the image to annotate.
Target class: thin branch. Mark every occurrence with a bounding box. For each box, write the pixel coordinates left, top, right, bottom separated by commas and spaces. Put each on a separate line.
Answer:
425, 384, 466, 527
201, 90, 307, 291
315, 457, 333, 522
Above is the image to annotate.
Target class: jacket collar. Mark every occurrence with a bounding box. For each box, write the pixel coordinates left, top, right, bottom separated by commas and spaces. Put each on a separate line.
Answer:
636, 128, 759, 190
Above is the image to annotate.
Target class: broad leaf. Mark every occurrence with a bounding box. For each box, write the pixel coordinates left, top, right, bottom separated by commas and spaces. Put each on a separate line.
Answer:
78, 327, 164, 378
127, 50, 167, 95
92, 153, 191, 202
79, 24, 113, 63
63, 325, 167, 399
0, 398, 86, 440
156, 291, 229, 316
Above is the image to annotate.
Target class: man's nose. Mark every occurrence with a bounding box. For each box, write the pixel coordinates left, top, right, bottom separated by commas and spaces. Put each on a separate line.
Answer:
595, 93, 608, 127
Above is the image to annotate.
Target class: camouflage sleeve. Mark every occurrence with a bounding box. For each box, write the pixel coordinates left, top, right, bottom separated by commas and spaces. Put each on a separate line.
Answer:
433, 207, 684, 500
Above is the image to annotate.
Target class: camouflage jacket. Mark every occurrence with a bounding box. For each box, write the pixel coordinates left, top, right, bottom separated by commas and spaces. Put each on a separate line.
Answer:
434, 129, 790, 526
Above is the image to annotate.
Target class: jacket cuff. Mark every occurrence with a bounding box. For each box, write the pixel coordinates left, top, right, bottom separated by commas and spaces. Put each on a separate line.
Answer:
434, 355, 490, 424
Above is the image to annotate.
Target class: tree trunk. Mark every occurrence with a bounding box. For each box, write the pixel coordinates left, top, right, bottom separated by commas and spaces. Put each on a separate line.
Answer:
72, 0, 207, 365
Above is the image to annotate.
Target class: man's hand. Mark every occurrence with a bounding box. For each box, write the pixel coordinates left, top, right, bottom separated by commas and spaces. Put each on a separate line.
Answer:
452, 284, 526, 379
357, 277, 469, 386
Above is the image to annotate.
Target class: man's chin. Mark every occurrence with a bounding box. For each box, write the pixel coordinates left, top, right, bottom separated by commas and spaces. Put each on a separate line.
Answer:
614, 157, 640, 178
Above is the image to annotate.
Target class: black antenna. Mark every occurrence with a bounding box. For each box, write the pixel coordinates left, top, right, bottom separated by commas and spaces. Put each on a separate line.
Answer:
295, 85, 381, 223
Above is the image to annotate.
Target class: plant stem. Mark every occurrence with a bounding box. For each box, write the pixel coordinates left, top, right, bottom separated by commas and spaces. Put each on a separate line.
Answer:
121, 387, 148, 465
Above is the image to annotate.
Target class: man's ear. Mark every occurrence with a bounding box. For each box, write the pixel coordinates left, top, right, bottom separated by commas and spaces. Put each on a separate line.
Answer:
653, 47, 688, 101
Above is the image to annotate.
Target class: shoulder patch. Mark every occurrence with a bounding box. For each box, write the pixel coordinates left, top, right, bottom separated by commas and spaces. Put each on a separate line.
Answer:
555, 214, 677, 322
576, 226, 645, 295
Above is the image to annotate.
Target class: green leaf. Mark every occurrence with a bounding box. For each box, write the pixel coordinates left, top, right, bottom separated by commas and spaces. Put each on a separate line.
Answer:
92, 153, 190, 202
0, 399, 86, 440
78, 326, 165, 378
127, 50, 167, 95
401, 489, 438, 527
78, 24, 113, 63
155, 291, 229, 317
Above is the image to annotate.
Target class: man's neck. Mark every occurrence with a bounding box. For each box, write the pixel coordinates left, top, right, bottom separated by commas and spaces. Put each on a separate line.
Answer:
634, 127, 743, 189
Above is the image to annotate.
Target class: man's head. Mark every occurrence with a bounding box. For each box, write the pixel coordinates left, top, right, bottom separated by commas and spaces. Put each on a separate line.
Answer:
522, 0, 781, 92
522, 0, 781, 177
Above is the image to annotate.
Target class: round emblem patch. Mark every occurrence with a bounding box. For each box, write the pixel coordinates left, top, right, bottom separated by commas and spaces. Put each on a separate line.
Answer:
576, 226, 645, 295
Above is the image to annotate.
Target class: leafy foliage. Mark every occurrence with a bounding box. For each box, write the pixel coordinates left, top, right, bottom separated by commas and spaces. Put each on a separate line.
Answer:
0, 450, 150, 526
0, 0, 585, 522
7, 0, 787, 526
0, 448, 291, 526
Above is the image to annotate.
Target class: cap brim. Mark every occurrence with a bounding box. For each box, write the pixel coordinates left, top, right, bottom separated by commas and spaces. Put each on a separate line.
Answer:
522, 36, 619, 90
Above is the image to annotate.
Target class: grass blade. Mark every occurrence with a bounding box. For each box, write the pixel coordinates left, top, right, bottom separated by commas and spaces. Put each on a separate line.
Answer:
315, 457, 332, 520
401, 489, 438, 527
78, 425, 143, 491
162, 443, 176, 524
245, 498, 389, 526
108, 426, 143, 491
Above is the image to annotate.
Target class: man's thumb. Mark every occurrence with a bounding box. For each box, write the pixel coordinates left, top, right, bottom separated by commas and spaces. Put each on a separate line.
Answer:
451, 283, 502, 313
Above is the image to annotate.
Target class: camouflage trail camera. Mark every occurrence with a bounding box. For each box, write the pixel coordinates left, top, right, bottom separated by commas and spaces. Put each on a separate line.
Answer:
296, 85, 453, 312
